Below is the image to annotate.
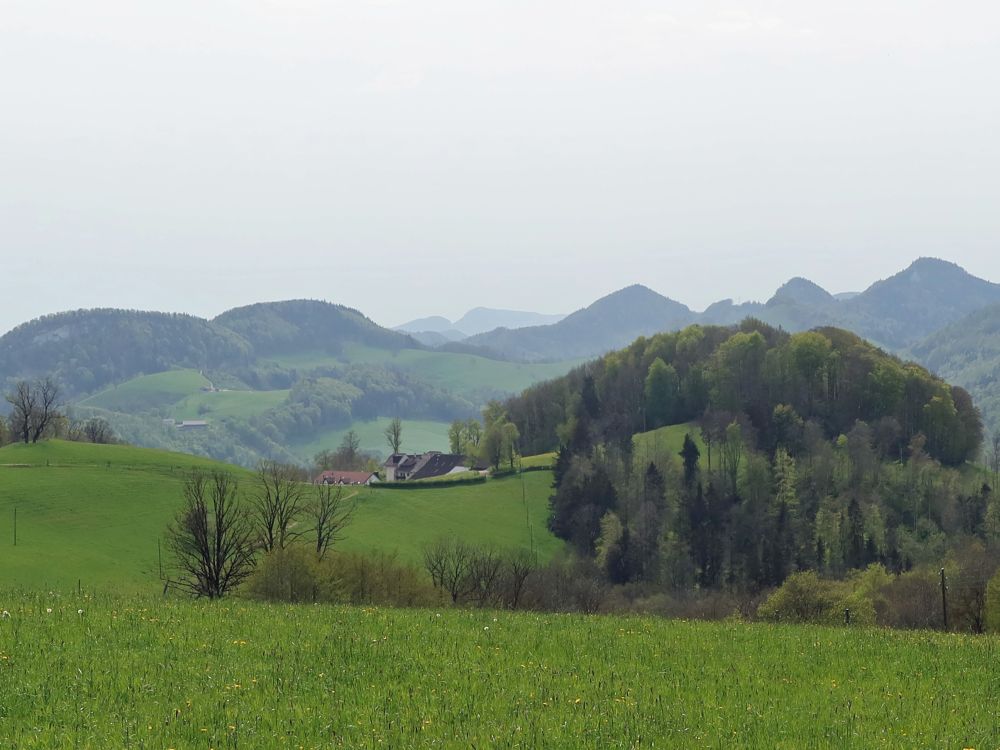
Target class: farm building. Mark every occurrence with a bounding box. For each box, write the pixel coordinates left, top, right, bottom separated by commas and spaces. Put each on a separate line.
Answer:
383, 452, 470, 481
314, 470, 377, 486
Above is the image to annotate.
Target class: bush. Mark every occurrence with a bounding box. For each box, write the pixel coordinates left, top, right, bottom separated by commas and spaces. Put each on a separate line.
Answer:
757, 572, 846, 624
246, 546, 437, 607
875, 568, 941, 630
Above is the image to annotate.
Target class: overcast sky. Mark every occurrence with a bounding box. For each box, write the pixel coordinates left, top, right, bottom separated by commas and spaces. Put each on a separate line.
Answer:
2, 0, 999, 333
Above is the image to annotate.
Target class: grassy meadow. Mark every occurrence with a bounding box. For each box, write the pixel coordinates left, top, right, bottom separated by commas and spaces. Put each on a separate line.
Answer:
287, 417, 452, 461
0, 441, 558, 592
79, 369, 291, 421
268, 344, 584, 400
632, 421, 704, 460
1, 593, 998, 748
78, 369, 213, 413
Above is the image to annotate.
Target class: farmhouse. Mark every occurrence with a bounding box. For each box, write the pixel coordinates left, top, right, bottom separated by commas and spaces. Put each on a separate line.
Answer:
176, 420, 208, 431
383, 452, 470, 482
314, 470, 377, 486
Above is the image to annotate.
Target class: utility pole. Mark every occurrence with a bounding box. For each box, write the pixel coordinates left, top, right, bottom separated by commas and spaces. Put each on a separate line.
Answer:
158, 538, 163, 580
940, 567, 948, 631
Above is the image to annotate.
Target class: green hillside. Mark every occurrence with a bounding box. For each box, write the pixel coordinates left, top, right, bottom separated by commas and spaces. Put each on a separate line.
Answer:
78, 369, 212, 412
268, 344, 584, 399
172, 388, 290, 420
632, 422, 704, 459
288, 417, 452, 460
79, 369, 291, 421
0, 441, 559, 592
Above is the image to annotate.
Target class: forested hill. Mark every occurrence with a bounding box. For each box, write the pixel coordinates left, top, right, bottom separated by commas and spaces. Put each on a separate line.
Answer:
908, 303, 1000, 439
503, 320, 989, 595
507, 319, 983, 467
0, 309, 252, 397
0, 301, 417, 398
213, 300, 416, 357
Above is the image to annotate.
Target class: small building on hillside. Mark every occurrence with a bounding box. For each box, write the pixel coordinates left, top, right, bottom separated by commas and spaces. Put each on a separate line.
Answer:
314, 470, 378, 486
176, 420, 208, 431
383, 452, 470, 482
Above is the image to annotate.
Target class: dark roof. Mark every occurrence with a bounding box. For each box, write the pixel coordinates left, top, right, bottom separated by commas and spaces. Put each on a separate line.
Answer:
382, 452, 467, 480
409, 453, 465, 480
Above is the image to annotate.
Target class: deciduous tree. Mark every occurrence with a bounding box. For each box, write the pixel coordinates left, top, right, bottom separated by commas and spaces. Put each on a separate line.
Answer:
166, 470, 256, 598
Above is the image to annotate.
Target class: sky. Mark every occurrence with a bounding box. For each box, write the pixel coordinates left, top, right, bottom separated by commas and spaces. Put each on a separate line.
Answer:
2, 0, 1000, 334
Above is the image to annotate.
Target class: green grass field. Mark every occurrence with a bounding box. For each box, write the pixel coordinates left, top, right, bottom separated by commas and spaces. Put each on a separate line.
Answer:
0, 441, 558, 592
78, 369, 290, 421
1, 593, 997, 748
78, 369, 212, 412
172, 388, 290, 420
287, 417, 452, 460
268, 344, 584, 399
633, 422, 704, 461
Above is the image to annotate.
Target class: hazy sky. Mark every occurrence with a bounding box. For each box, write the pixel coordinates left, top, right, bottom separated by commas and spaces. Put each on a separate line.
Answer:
2, 1, 999, 334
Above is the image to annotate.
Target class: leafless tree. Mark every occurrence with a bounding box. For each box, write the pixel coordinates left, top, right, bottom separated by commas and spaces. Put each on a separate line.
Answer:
423, 537, 476, 604
311, 482, 356, 560
81, 416, 115, 444
5, 379, 60, 444
500, 549, 536, 610
5, 381, 36, 444
166, 470, 256, 598
467, 546, 504, 608
30, 378, 61, 443
251, 461, 308, 553
384, 416, 403, 455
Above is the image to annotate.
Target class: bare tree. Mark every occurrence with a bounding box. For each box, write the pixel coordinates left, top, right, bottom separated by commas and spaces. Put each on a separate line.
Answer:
467, 546, 504, 608
82, 416, 115, 444
6, 381, 35, 444
251, 461, 307, 553
384, 416, 403, 455
5, 378, 62, 444
166, 470, 256, 598
311, 482, 356, 560
500, 549, 536, 610
423, 537, 476, 604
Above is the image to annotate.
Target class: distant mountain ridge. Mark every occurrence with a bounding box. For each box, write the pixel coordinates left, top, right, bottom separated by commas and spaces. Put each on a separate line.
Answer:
3, 256, 1000, 446
464, 285, 695, 361
467, 258, 1000, 362
395, 307, 565, 339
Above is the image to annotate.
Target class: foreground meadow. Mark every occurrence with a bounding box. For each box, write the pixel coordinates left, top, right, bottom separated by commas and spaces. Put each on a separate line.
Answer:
1, 593, 998, 748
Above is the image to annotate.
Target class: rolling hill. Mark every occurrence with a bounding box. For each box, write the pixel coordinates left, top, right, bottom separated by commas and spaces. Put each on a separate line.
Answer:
0, 300, 583, 467
0, 440, 560, 592
466, 285, 695, 362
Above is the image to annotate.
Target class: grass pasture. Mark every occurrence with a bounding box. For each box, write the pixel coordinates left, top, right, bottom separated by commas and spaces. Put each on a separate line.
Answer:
78, 369, 212, 413
267, 344, 584, 400
287, 417, 452, 461
1, 594, 997, 748
172, 388, 290, 420
633, 422, 704, 461
0, 441, 558, 591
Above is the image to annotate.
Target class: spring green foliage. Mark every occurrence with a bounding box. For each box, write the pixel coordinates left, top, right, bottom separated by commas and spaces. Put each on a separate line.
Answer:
2, 593, 1000, 747
509, 321, 982, 465
515, 320, 990, 594
0, 441, 559, 592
